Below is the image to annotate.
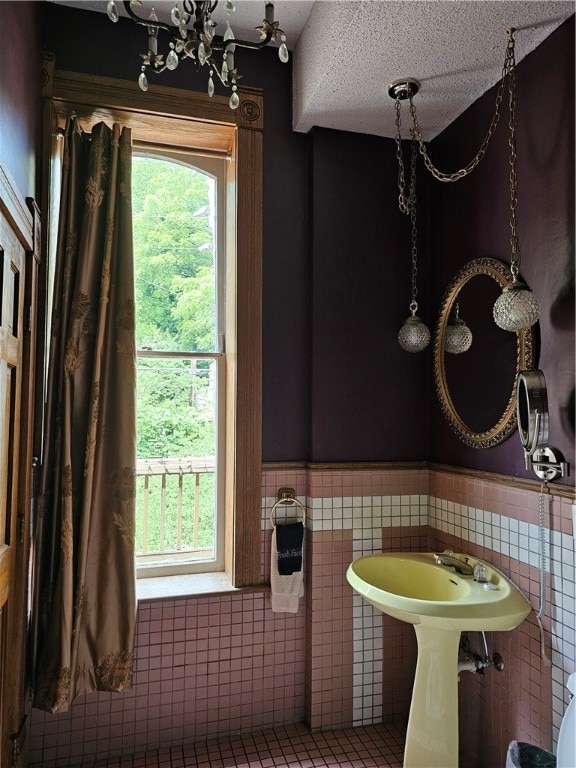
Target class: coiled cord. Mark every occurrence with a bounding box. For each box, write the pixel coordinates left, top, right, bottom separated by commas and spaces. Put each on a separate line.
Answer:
536, 482, 551, 666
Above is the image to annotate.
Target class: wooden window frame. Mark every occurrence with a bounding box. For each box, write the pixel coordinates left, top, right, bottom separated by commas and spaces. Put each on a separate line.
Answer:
41, 56, 262, 587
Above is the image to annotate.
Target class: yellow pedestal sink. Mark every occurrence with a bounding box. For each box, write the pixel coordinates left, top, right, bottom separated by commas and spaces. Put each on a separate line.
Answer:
346, 552, 531, 768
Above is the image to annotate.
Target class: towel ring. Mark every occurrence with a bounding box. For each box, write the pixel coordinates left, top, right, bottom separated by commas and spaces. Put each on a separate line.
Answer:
269, 487, 306, 527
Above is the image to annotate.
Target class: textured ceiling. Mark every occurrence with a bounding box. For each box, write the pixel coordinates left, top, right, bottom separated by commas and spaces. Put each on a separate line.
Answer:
49, 0, 574, 139
291, 0, 574, 139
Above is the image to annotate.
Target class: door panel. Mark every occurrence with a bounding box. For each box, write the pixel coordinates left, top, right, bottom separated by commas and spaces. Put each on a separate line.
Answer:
0, 204, 31, 767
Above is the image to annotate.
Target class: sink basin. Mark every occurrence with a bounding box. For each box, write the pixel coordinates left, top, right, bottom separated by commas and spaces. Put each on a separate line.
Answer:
346, 552, 531, 768
346, 551, 530, 630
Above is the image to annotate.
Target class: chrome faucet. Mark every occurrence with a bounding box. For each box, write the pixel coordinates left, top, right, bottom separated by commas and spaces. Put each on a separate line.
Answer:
433, 551, 474, 576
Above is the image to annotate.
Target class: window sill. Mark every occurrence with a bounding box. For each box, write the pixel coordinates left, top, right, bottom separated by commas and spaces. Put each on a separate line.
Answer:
136, 572, 269, 602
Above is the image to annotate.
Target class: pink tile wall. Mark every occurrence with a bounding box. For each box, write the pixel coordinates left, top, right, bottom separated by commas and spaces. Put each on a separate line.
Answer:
28, 464, 574, 768
428, 469, 574, 767
429, 526, 553, 767
306, 467, 428, 498
306, 530, 354, 730
29, 592, 306, 767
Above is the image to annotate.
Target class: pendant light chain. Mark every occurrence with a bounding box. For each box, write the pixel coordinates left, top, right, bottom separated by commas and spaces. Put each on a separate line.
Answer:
408, 136, 419, 314
507, 29, 521, 277
492, 27, 539, 332
397, 132, 431, 353
393, 28, 539, 334
395, 98, 411, 213
396, 30, 516, 184
394, 110, 422, 314
395, 28, 538, 345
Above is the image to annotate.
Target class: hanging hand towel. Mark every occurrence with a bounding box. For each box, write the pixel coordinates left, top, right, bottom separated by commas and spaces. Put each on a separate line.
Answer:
271, 523, 304, 613
276, 521, 304, 574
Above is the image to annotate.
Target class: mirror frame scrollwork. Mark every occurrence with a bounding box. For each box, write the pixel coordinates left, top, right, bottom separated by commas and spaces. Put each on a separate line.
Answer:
434, 257, 535, 449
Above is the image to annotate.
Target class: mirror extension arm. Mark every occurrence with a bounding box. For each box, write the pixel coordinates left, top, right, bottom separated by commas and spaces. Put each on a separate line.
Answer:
516, 370, 569, 481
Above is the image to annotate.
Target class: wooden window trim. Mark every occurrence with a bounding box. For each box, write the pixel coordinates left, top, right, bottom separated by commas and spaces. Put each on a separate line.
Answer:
41, 56, 262, 587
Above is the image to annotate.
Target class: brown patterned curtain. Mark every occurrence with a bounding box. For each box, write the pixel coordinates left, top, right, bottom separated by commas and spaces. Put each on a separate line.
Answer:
32, 117, 137, 713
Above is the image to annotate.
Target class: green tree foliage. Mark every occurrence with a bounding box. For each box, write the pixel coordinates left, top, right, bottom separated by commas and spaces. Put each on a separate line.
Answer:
132, 156, 216, 352
136, 359, 215, 459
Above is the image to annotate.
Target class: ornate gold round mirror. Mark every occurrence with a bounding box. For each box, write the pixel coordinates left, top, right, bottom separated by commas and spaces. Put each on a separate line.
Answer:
434, 257, 535, 448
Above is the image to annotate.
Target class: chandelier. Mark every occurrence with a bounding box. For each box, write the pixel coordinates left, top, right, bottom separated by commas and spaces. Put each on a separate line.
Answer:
106, 1, 288, 109
389, 28, 539, 336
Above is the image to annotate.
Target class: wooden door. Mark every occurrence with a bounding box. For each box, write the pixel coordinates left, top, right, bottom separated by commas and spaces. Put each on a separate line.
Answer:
0, 191, 38, 767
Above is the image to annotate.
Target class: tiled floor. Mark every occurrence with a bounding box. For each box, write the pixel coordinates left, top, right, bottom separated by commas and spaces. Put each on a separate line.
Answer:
87, 723, 406, 767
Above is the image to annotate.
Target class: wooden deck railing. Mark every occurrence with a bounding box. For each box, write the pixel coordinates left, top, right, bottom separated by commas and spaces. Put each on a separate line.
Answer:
135, 457, 215, 559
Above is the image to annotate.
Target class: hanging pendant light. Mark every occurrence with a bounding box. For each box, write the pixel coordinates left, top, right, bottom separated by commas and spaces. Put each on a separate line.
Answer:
397, 132, 431, 353
398, 311, 431, 353
444, 303, 473, 354
493, 267, 540, 331
389, 30, 539, 335
493, 29, 540, 331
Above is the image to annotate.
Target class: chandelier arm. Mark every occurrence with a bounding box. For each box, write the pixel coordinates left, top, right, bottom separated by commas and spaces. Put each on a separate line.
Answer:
403, 30, 516, 183
209, 32, 274, 52
146, 62, 170, 75
181, 0, 195, 16
188, 0, 215, 13
123, 0, 275, 51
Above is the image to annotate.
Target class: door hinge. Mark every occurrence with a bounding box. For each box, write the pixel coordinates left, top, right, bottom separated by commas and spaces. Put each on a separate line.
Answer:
10, 715, 28, 765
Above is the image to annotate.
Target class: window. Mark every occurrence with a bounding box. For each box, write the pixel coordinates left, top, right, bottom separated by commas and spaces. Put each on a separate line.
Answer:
45, 64, 263, 587
133, 151, 227, 577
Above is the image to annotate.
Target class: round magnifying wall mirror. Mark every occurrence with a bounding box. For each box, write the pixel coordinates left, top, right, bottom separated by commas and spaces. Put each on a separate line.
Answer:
434, 258, 535, 449
516, 369, 549, 454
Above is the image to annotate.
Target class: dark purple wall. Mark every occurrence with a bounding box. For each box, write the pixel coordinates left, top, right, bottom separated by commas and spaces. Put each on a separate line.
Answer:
428, 16, 575, 485
0, 2, 42, 201
42, 3, 429, 463
309, 128, 430, 461
42, 3, 311, 461
38, 6, 575, 477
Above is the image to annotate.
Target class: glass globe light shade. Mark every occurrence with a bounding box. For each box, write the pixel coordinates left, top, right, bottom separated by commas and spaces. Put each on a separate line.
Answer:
493, 280, 540, 332
445, 316, 473, 354
398, 315, 430, 353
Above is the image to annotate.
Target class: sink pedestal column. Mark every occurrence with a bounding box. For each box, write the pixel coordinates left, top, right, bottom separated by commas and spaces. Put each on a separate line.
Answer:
404, 626, 461, 768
